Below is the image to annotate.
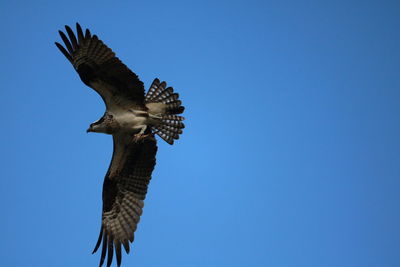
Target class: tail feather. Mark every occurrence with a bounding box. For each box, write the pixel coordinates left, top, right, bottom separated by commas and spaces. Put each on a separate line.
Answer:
155, 87, 174, 101
152, 114, 185, 144
162, 119, 185, 129
160, 125, 183, 135
162, 114, 185, 121
145, 79, 168, 102
146, 78, 185, 145
164, 93, 179, 103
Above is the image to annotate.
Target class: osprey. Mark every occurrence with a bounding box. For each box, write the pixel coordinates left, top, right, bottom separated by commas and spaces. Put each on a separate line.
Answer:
55, 23, 185, 267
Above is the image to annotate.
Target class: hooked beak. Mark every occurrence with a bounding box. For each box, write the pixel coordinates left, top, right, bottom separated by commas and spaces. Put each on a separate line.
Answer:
86, 128, 91, 133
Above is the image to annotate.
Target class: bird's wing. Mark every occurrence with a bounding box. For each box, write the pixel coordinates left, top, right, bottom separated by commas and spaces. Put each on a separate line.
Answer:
55, 23, 145, 111
92, 133, 157, 267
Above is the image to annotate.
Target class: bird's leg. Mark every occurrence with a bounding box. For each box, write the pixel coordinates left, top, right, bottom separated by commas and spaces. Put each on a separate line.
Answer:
133, 125, 149, 142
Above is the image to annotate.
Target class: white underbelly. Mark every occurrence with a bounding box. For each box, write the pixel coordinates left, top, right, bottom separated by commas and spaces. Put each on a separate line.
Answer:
113, 110, 148, 132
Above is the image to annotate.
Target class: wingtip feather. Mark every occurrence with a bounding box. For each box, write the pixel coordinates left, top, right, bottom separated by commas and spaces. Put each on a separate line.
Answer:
55, 42, 72, 62
122, 240, 130, 254
65, 24, 78, 49
99, 233, 107, 267
58, 30, 73, 53
106, 237, 114, 267
85, 28, 91, 38
76, 23, 84, 42
116, 242, 122, 267
92, 226, 104, 254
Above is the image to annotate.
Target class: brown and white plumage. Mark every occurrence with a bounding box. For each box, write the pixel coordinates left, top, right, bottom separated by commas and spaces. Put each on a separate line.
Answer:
94, 134, 157, 267
55, 23, 145, 111
55, 23, 185, 267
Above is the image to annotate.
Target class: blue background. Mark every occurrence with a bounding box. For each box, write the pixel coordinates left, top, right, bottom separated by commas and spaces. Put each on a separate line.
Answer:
1, 1, 399, 266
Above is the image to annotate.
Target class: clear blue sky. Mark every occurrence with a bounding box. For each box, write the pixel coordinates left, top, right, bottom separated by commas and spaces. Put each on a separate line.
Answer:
1, 1, 399, 266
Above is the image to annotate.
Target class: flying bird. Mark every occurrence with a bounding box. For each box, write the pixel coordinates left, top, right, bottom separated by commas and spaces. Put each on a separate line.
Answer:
55, 23, 185, 267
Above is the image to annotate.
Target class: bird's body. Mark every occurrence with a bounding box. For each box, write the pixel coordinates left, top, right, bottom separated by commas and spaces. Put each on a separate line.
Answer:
55, 23, 185, 267
89, 110, 149, 135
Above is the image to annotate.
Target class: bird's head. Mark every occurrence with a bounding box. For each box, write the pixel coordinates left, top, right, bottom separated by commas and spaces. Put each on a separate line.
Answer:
86, 123, 94, 133
87, 115, 115, 134
87, 117, 106, 133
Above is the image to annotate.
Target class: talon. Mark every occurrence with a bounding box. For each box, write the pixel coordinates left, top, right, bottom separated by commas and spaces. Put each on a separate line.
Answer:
133, 133, 149, 143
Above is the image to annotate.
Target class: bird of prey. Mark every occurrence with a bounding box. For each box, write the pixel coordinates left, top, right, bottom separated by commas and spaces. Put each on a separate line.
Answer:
55, 23, 185, 267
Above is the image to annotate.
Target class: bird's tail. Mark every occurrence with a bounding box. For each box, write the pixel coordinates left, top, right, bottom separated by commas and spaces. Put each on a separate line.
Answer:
145, 78, 185, 145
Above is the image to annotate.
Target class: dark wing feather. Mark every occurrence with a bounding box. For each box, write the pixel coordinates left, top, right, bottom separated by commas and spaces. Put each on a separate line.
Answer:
55, 23, 145, 111
93, 134, 158, 267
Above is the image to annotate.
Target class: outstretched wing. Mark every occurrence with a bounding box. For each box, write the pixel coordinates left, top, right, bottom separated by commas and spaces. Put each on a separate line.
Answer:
92, 134, 157, 267
55, 23, 145, 111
